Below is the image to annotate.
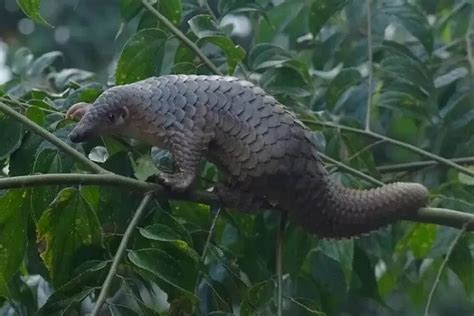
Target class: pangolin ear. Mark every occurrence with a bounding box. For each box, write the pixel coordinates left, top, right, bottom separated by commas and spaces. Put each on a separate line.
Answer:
120, 106, 129, 119
66, 102, 92, 120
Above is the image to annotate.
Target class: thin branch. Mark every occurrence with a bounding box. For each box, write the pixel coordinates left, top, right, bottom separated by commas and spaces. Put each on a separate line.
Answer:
0, 173, 219, 205
365, 0, 373, 131
0, 102, 108, 174
424, 222, 470, 316
91, 193, 153, 316
374, 157, 474, 174
201, 205, 222, 261
194, 205, 222, 300
304, 120, 474, 178
0, 97, 65, 116
319, 152, 383, 186
0, 173, 473, 232
466, 8, 474, 73
140, 0, 222, 75
276, 212, 287, 316
406, 207, 474, 231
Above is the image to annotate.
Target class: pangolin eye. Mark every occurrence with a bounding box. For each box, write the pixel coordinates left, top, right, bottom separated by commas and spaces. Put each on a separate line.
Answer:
107, 113, 115, 123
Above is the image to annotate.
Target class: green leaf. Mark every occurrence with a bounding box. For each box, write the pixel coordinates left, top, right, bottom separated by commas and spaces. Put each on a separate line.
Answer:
139, 224, 198, 261
459, 169, 474, 185
448, 236, 474, 295
26, 51, 62, 78
0, 190, 29, 298
318, 239, 354, 280
308, 250, 347, 314
130, 153, 160, 182
197, 277, 233, 313
188, 14, 245, 74
11, 47, 34, 75
350, 246, 381, 302
16, 0, 51, 27
248, 43, 293, 71
240, 279, 274, 316
37, 261, 107, 315
326, 68, 362, 110
120, 0, 142, 22
383, 3, 433, 53
129, 248, 198, 294
308, 0, 349, 35
140, 224, 185, 242
115, 28, 169, 84
37, 187, 103, 288
9, 133, 42, 176
160, 0, 182, 25
396, 224, 437, 259
0, 109, 23, 160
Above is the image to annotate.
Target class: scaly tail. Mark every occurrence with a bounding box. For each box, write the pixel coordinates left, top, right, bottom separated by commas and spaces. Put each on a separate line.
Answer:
311, 181, 429, 238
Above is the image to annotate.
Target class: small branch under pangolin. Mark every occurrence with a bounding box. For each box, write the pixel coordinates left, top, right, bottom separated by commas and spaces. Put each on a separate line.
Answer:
0, 173, 472, 232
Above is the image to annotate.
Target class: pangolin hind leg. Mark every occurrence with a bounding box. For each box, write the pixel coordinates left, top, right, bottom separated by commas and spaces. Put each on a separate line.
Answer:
214, 182, 269, 213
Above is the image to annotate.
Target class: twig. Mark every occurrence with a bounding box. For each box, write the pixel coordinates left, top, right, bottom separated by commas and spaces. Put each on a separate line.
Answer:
0, 102, 108, 174
424, 221, 471, 316
0, 97, 65, 116
466, 9, 474, 73
276, 212, 287, 316
319, 152, 383, 186
374, 157, 474, 173
91, 193, 153, 316
140, 0, 222, 75
304, 120, 474, 178
194, 205, 222, 300
201, 205, 222, 261
365, 0, 373, 131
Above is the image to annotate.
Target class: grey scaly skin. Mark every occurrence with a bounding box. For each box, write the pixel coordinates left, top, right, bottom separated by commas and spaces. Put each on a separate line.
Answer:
67, 75, 428, 238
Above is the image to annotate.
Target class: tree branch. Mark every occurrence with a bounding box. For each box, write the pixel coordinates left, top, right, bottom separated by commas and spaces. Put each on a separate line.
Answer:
0, 173, 219, 205
140, 0, 222, 75
91, 193, 154, 316
0, 102, 108, 174
304, 120, 474, 177
0, 173, 472, 232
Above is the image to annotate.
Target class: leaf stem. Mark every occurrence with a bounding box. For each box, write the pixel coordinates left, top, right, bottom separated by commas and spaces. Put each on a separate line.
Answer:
91, 193, 153, 316
304, 120, 474, 177
365, 0, 373, 131
0, 102, 108, 174
140, 0, 223, 75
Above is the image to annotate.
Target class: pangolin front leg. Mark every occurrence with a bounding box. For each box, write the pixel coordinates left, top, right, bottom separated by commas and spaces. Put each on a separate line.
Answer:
157, 130, 209, 191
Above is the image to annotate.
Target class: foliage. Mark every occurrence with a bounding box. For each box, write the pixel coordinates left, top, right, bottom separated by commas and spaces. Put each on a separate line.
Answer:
0, 0, 473, 315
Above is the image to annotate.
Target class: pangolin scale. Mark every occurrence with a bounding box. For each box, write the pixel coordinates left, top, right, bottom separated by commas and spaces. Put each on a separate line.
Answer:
68, 75, 428, 238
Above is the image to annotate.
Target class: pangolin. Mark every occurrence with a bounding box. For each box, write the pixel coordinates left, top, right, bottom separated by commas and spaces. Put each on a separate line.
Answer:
67, 75, 428, 238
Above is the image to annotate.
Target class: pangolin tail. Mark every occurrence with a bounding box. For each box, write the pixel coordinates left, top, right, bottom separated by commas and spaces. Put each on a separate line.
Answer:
311, 181, 429, 238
